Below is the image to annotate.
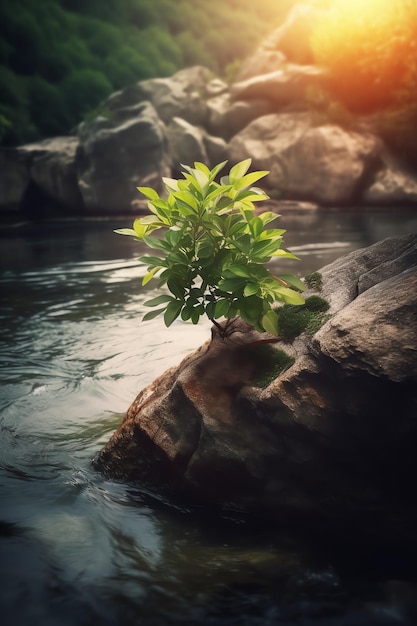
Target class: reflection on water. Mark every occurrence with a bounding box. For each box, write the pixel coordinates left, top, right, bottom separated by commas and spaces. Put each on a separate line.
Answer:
1, 211, 417, 626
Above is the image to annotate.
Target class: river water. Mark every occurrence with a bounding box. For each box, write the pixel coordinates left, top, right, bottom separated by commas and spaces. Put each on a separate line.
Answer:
1, 209, 417, 626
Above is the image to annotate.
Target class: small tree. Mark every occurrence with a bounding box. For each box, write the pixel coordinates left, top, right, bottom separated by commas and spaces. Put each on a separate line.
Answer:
116, 160, 304, 337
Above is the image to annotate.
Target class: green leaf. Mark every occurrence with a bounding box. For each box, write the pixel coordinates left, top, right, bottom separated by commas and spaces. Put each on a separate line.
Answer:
244, 283, 260, 297
191, 307, 201, 324
261, 310, 279, 336
192, 168, 209, 193
205, 300, 216, 319
229, 158, 252, 181
270, 248, 300, 260
140, 255, 166, 267
209, 160, 228, 181
143, 235, 171, 251
152, 204, 172, 224
260, 228, 285, 238
164, 300, 183, 327
249, 217, 264, 239
167, 277, 185, 299
165, 229, 183, 247
172, 190, 199, 212
194, 161, 211, 176
204, 184, 230, 204
234, 189, 269, 203
232, 234, 251, 253
167, 251, 190, 265
240, 295, 263, 321
224, 264, 251, 278
162, 177, 180, 192
114, 228, 137, 236
277, 274, 305, 292
251, 239, 280, 259
258, 211, 280, 226
181, 305, 192, 321
138, 215, 161, 225
143, 308, 165, 321
197, 241, 214, 259
144, 294, 174, 307
142, 266, 162, 286
215, 195, 235, 212
133, 219, 151, 239
150, 198, 170, 212
273, 286, 305, 305
233, 171, 269, 189
227, 218, 247, 237
218, 277, 246, 292
214, 298, 231, 318
137, 186, 160, 201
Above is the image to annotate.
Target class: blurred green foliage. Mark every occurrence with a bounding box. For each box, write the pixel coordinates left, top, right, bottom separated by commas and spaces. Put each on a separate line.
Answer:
0, 0, 293, 146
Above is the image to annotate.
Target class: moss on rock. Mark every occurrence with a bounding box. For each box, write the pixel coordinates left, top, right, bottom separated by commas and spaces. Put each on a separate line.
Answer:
275, 295, 330, 341
304, 271, 323, 291
244, 344, 295, 388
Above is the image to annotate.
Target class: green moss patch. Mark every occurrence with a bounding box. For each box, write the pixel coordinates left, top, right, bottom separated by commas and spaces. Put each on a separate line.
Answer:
238, 296, 330, 389
304, 271, 323, 291
244, 344, 295, 388
275, 295, 330, 342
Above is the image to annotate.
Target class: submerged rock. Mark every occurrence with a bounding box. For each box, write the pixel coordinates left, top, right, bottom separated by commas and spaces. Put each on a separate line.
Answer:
95, 234, 417, 548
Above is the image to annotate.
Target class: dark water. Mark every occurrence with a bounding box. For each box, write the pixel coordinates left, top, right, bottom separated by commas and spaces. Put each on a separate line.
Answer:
1, 210, 417, 626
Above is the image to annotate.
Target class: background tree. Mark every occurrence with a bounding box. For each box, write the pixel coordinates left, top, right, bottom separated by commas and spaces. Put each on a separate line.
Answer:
0, 0, 294, 146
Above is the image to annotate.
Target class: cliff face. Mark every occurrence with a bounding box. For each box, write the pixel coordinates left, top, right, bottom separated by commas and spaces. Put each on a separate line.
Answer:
1, 5, 417, 216
95, 234, 417, 549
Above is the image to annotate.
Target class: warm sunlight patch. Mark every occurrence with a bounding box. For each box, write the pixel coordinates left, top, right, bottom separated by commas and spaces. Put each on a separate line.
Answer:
311, 0, 417, 111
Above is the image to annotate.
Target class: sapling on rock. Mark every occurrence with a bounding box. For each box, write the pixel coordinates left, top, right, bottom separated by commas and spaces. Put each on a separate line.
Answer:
116, 159, 305, 337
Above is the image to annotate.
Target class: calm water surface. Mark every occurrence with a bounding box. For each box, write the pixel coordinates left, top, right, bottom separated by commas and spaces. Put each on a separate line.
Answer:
1, 210, 417, 626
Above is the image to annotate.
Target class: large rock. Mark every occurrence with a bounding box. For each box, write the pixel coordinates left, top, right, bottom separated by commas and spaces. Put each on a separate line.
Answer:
105, 66, 212, 127
202, 134, 228, 170
235, 50, 286, 83
0, 148, 30, 211
21, 137, 82, 211
166, 117, 208, 170
229, 113, 382, 204
207, 93, 276, 140
76, 102, 169, 212
95, 234, 417, 547
0, 138, 82, 213
230, 65, 328, 109
166, 117, 228, 172
364, 166, 417, 205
